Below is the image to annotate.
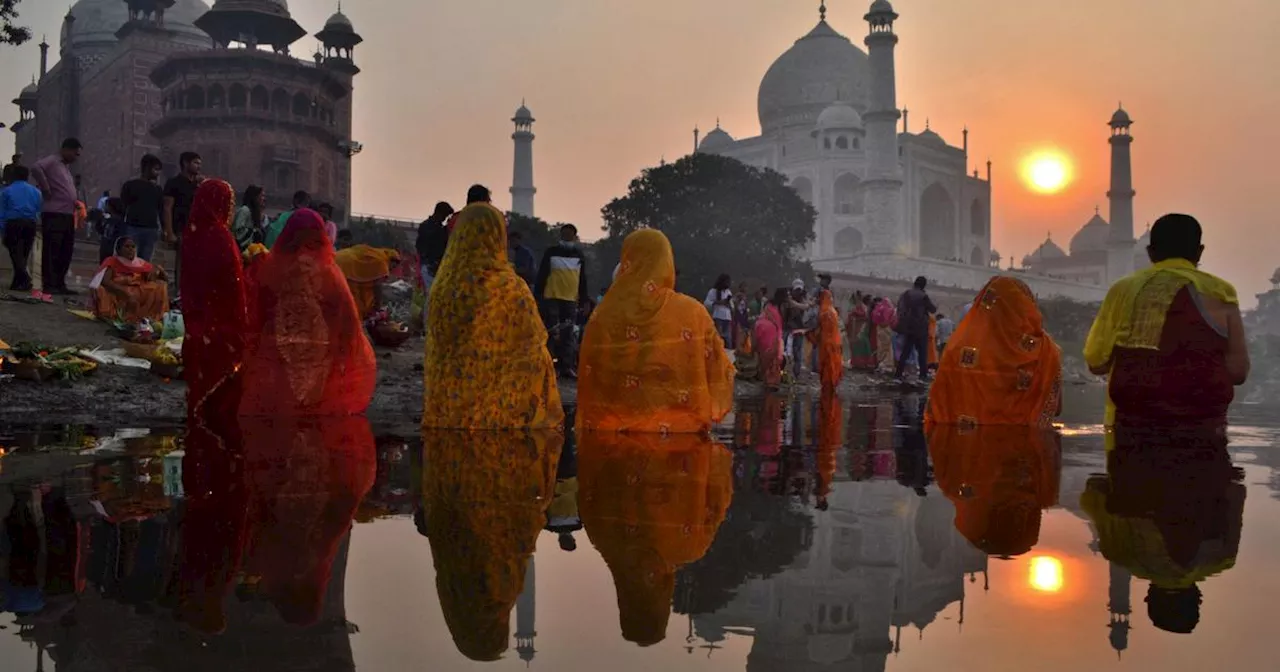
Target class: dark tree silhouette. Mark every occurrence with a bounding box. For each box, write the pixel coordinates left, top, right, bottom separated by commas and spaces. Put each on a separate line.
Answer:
2, 0, 31, 47
599, 153, 816, 296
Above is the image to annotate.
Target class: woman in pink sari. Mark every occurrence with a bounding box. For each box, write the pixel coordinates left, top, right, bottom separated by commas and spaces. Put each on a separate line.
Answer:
752, 288, 788, 388
870, 297, 897, 374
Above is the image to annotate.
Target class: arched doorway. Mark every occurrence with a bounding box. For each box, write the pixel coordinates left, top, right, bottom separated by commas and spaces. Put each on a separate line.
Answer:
834, 173, 863, 215
835, 227, 863, 256
970, 246, 985, 266
970, 199, 987, 236
919, 183, 956, 260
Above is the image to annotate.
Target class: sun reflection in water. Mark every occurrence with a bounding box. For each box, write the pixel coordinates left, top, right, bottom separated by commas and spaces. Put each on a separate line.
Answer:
1028, 556, 1065, 593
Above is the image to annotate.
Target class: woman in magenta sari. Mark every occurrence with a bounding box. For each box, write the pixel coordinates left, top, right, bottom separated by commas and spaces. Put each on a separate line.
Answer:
871, 297, 897, 374
752, 288, 788, 388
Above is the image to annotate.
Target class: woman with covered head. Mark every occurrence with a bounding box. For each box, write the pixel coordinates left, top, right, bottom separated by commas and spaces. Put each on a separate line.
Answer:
809, 288, 843, 391
335, 243, 402, 319
238, 208, 377, 416
926, 276, 1062, 428
578, 229, 735, 434
423, 202, 562, 429
88, 236, 169, 323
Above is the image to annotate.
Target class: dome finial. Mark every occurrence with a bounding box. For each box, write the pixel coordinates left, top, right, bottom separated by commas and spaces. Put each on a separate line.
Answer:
1095, 205, 1100, 215
820, 2, 827, 21
715, 117, 720, 129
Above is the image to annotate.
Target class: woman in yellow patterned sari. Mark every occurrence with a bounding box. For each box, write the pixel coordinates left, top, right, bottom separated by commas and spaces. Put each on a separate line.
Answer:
578, 432, 731, 646
578, 229, 734, 434
334, 244, 401, 319
423, 203, 563, 429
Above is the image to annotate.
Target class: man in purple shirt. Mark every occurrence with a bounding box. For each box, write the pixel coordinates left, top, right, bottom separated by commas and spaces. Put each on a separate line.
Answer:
30, 138, 83, 295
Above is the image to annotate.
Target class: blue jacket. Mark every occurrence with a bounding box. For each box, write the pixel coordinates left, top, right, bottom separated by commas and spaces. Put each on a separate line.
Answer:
0, 181, 43, 233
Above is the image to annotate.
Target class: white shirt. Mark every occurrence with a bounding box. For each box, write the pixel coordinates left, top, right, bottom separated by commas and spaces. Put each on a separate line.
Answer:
705, 288, 733, 321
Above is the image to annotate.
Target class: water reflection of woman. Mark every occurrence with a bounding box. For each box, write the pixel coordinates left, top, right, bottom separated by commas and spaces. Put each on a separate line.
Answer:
1082, 426, 1244, 634
929, 426, 1062, 557
579, 433, 732, 646
421, 429, 562, 661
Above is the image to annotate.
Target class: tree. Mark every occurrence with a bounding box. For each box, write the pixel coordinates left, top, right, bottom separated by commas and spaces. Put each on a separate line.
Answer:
348, 216, 412, 251
600, 153, 816, 296
504, 211, 560, 259
2, 0, 31, 47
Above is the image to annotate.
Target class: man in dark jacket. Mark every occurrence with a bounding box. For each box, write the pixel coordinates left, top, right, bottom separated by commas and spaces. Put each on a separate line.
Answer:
894, 276, 937, 380
415, 201, 455, 291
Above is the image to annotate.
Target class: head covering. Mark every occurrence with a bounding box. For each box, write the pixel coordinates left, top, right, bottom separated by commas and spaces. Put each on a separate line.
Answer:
926, 276, 1062, 427
578, 432, 732, 646
423, 202, 563, 429
335, 244, 400, 283
791, 278, 805, 290
239, 208, 377, 416
180, 178, 248, 417
577, 229, 734, 434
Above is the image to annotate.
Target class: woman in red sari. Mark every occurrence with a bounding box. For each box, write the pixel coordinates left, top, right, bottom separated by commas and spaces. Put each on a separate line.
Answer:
180, 179, 247, 417
239, 209, 377, 416
752, 289, 787, 388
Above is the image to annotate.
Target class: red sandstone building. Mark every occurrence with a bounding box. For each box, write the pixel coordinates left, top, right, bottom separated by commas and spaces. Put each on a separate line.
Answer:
9, 0, 362, 220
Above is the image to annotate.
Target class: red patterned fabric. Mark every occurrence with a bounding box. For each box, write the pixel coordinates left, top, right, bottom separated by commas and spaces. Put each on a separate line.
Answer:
180, 179, 248, 417
239, 209, 376, 416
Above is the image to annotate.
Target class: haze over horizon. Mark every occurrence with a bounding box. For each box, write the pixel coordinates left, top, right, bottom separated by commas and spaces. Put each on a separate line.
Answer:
3, 0, 1277, 303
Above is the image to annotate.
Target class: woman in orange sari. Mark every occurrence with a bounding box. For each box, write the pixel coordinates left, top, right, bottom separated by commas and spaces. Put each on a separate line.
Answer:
180, 179, 247, 417
423, 203, 562, 429
334, 244, 401, 319
811, 288, 843, 390
926, 276, 1062, 428
89, 237, 169, 323
238, 209, 377, 417
752, 289, 787, 388
578, 229, 734, 434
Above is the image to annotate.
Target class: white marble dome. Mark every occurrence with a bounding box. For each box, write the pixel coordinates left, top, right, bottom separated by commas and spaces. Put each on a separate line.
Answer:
699, 126, 735, 152
816, 102, 862, 131
1023, 236, 1066, 266
1069, 212, 1110, 254
63, 0, 213, 53
757, 20, 870, 135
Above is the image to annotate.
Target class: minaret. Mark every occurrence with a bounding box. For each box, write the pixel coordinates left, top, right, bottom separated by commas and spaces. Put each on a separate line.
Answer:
861, 0, 904, 255
510, 101, 536, 217
38, 37, 49, 79
1107, 562, 1132, 658
1106, 105, 1136, 283
515, 556, 537, 663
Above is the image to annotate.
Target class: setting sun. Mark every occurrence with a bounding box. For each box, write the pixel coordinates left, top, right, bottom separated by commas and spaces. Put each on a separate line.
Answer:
1028, 556, 1065, 593
1021, 151, 1074, 194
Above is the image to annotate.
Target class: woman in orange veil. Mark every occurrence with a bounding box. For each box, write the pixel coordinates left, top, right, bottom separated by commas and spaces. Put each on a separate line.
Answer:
578, 229, 734, 434
810, 289, 843, 391
335, 244, 401, 319
238, 209, 376, 416
926, 276, 1062, 428
180, 179, 247, 417
423, 203, 562, 429
578, 432, 732, 646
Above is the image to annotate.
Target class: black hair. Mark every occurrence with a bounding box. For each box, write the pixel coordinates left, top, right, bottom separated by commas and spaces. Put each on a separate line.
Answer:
715, 274, 731, 291
1148, 213, 1203, 264
106, 196, 125, 216
316, 202, 334, 216
914, 276, 928, 290
61, 138, 82, 151
560, 223, 578, 238
509, 230, 522, 240
179, 151, 201, 167
772, 287, 790, 306
937, 313, 946, 320
140, 154, 162, 172
466, 184, 491, 204
101, 190, 110, 196
243, 185, 264, 224
292, 190, 311, 208
432, 201, 455, 220
9, 165, 29, 182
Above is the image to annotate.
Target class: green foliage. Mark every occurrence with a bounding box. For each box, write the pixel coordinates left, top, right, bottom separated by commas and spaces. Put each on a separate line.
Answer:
600, 153, 816, 296
347, 216, 412, 252
504, 211, 561, 259
2, 0, 30, 47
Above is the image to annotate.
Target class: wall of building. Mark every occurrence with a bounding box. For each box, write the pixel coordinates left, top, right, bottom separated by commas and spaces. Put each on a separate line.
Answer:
816, 253, 1107, 302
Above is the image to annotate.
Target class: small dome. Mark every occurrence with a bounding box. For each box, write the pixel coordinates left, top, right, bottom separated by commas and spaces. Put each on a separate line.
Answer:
324, 10, 353, 31
1271, 267, 1280, 287
917, 127, 945, 146
816, 102, 862, 131
513, 103, 534, 122
699, 126, 735, 152
869, 0, 895, 13
1110, 107, 1132, 127
1022, 237, 1066, 266
19, 81, 38, 98
1069, 212, 1110, 255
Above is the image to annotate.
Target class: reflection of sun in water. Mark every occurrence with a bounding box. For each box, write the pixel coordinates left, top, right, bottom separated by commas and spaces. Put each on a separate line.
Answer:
1021, 150, 1073, 194
1029, 556, 1065, 593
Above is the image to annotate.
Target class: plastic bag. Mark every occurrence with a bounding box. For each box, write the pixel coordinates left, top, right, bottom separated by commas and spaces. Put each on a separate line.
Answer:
160, 311, 185, 340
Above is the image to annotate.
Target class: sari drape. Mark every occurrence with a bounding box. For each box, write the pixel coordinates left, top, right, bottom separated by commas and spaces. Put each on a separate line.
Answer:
239, 209, 376, 416
578, 229, 734, 434
926, 277, 1062, 428
180, 179, 247, 417
423, 203, 562, 429
578, 432, 731, 646
90, 256, 168, 323
753, 304, 785, 387
422, 429, 562, 661
814, 289, 843, 389
928, 425, 1062, 557
847, 303, 875, 370
871, 299, 896, 372
335, 244, 400, 318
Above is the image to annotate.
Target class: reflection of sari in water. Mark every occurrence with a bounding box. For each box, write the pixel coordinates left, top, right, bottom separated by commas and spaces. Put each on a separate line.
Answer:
815, 391, 842, 508
871, 299, 896, 372
846, 300, 875, 370
335, 244, 400, 319
929, 425, 1061, 557
753, 303, 785, 387
927, 313, 939, 369
578, 229, 734, 434
1082, 425, 1242, 634
89, 242, 168, 323
180, 179, 247, 417
811, 289, 843, 390
926, 277, 1062, 428
239, 209, 377, 416
578, 432, 732, 646
422, 429, 563, 661
424, 203, 562, 429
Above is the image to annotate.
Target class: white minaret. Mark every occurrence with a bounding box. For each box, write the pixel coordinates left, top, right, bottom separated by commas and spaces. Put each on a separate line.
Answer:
1106, 105, 1136, 283
862, 0, 905, 255
510, 101, 537, 217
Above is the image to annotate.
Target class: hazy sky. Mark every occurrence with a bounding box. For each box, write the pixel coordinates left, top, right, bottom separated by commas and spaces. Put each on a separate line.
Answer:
4, 0, 1278, 302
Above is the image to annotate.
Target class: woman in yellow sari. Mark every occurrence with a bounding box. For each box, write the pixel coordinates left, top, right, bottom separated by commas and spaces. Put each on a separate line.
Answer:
423, 203, 562, 429
334, 244, 400, 319
578, 229, 734, 434
926, 276, 1062, 428
578, 432, 731, 646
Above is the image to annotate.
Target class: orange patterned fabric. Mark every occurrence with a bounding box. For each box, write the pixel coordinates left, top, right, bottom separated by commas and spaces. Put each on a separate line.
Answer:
578, 432, 732, 646
180, 179, 247, 417
929, 425, 1062, 557
421, 429, 563, 661
814, 289, 843, 390
239, 209, 377, 416
578, 229, 734, 434
91, 260, 168, 323
335, 244, 400, 318
926, 276, 1062, 428
423, 203, 563, 429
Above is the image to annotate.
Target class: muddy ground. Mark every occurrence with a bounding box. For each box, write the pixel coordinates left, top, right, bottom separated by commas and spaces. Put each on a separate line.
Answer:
0, 294, 892, 429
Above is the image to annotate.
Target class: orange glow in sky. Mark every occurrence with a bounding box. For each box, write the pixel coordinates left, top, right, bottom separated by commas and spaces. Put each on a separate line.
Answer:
1021, 151, 1074, 195
1028, 556, 1065, 593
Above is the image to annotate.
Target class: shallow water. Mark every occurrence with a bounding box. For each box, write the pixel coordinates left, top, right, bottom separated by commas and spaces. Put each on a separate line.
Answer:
0, 388, 1277, 672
